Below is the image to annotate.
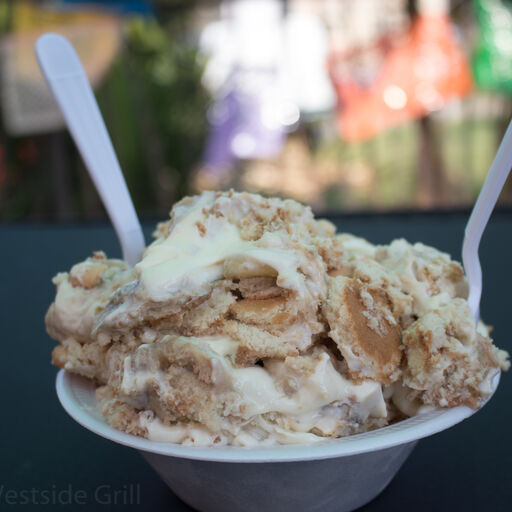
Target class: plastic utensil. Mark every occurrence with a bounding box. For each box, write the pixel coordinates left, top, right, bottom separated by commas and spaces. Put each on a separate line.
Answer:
462, 118, 512, 322
35, 33, 145, 266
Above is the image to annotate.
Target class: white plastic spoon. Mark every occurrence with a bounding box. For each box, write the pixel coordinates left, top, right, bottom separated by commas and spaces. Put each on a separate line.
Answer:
35, 33, 145, 266
463, 118, 512, 323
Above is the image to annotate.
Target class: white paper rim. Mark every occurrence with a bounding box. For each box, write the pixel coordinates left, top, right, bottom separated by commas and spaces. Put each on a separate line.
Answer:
56, 369, 500, 463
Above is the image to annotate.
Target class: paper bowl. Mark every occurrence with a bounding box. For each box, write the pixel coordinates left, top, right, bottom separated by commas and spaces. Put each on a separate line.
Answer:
56, 369, 500, 512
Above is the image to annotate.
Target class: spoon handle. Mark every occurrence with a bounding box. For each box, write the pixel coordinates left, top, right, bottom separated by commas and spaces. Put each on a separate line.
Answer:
35, 33, 145, 266
463, 118, 512, 322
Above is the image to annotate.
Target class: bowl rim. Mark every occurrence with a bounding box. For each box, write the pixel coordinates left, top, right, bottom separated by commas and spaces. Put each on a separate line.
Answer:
56, 368, 500, 463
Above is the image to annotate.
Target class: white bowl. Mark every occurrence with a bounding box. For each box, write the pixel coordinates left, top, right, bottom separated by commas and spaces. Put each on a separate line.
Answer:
56, 369, 500, 512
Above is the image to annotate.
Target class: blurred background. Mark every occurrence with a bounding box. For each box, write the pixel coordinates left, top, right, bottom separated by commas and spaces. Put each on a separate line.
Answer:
1, 0, 512, 221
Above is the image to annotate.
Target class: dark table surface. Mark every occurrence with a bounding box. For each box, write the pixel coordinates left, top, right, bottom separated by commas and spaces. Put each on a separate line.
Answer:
1, 210, 511, 511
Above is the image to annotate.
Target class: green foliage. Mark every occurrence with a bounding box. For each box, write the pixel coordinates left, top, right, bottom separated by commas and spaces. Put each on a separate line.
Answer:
118, 16, 211, 207
0, 13, 211, 220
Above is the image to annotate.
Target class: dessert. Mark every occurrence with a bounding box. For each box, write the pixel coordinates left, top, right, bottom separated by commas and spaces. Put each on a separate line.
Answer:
46, 191, 509, 446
